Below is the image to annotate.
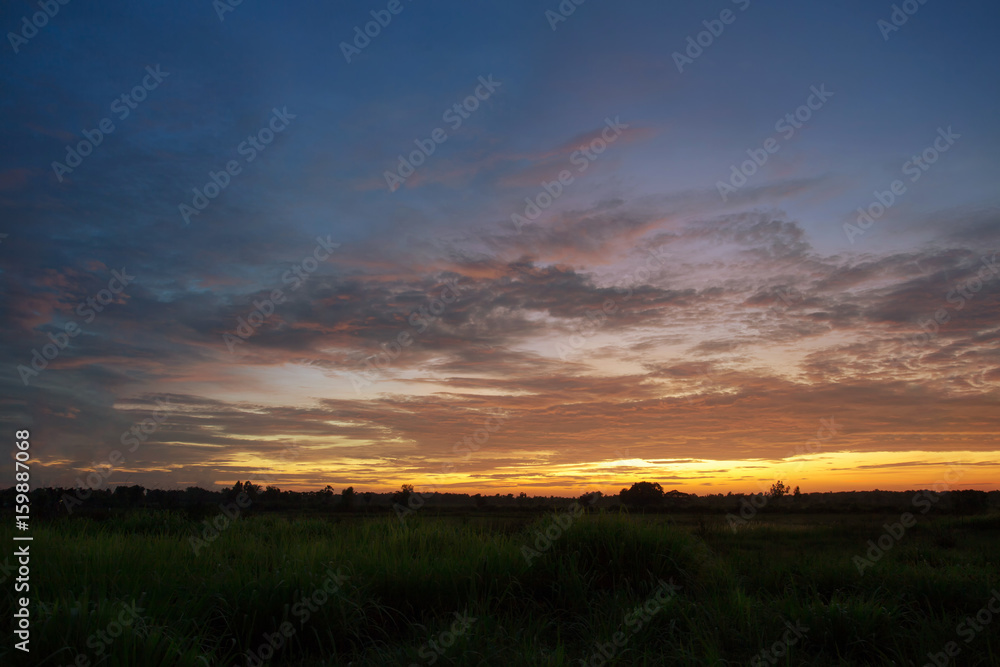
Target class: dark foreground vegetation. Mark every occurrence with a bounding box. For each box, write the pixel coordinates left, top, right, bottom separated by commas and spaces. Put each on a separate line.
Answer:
2, 503, 998, 666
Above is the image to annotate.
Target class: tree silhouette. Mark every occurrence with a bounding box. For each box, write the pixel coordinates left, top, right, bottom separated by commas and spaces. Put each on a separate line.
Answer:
769, 480, 789, 498
392, 484, 414, 505
339, 486, 355, 511
620, 481, 665, 508
230, 480, 261, 500
318, 485, 335, 505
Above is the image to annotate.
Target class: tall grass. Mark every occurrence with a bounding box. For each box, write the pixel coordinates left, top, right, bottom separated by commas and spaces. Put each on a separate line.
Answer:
2, 511, 997, 666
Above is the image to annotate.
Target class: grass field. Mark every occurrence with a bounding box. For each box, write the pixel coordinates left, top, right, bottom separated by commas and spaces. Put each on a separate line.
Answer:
4, 510, 999, 666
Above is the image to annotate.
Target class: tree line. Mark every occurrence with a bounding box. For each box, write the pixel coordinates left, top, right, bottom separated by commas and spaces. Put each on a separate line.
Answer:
0, 480, 995, 517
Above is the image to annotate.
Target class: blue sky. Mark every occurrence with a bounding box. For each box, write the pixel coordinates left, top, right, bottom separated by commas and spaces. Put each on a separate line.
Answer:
2, 0, 999, 494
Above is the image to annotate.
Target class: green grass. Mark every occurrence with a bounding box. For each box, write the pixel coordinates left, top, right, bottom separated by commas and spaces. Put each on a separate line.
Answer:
3, 511, 998, 666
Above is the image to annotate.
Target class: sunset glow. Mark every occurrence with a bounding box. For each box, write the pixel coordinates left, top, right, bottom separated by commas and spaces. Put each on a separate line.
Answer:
3, 0, 999, 498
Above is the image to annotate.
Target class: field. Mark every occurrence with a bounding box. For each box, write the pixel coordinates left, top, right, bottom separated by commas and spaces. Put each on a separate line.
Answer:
4, 509, 999, 666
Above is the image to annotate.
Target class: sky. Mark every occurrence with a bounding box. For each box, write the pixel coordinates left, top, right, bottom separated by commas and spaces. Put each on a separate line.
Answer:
2, 0, 999, 496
